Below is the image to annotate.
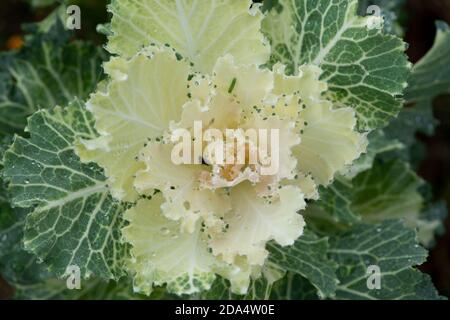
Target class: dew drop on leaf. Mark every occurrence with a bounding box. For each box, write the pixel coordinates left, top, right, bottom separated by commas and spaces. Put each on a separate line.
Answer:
160, 227, 170, 236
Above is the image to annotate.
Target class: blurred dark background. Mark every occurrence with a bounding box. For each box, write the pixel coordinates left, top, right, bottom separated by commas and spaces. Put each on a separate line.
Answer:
0, 0, 449, 299
406, 0, 450, 299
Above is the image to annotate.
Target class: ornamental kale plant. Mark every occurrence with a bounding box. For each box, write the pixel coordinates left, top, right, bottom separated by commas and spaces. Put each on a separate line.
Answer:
0, 0, 449, 300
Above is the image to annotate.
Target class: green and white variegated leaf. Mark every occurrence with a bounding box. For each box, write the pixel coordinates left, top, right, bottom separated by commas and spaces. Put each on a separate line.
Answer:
406, 21, 450, 124
0, 201, 145, 300
0, 36, 104, 134
351, 160, 423, 220
201, 272, 318, 300
203, 229, 338, 299
317, 177, 359, 224
346, 130, 403, 178
3, 101, 128, 280
0, 135, 12, 203
0, 205, 54, 287
316, 130, 403, 224
386, 22, 450, 147
329, 220, 442, 300
107, 0, 270, 73
62, 278, 156, 300
0, 204, 122, 301
267, 229, 338, 298
12, 277, 160, 300
262, 0, 411, 130
0, 205, 78, 301
271, 273, 319, 300
0, 135, 10, 166
201, 277, 273, 300
351, 160, 446, 246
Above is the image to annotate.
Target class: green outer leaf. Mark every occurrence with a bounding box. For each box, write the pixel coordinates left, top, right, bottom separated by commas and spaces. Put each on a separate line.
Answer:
0, 35, 104, 134
0, 205, 54, 285
386, 22, 450, 148
315, 130, 403, 225
317, 177, 360, 224
406, 22, 450, 113
201, 277, 273, 300
0, 205, 144, 301
3, 101, 128, 280
12, 277, 167, 300
0, 135, 12, 203
270, 273, 319, 300
350, 160, 446, 246
329, 220, 441, 300
262, 0, 410, 130
351, 160, 423, 220
348, 129, 403, 177
201, 273, 318, 300
267, 229, 338, 298
315, 159, 445, 247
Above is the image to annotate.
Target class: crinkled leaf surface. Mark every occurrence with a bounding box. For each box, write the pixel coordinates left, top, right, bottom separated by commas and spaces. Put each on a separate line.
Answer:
267, 229, 338, 298
262, 0, 410, 130
201, 272, 318, 300
347, 129, 403, 177
317, 177, 359, 224
329, 220, 442, 299
123, 196, 217, 296
11, 277, 159, 300
0, 207, 155, 300
3, 101, 128, 279
0, 135, 12, 203
351, 160, 446, 246
201, 277, 273, 300
107, 0, 270, 73
0, 31, 104, 134
202, 229, 338, 299
316, 130, 403, 224
351, 160, 423, 220
386, 22, 450, 147
0, 205, 54, 287
270, 273, 319, 300
76, 49, 192, 201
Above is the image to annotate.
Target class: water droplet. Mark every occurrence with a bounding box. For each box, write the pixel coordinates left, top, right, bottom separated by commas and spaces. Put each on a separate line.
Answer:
160, 227, 170, 236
